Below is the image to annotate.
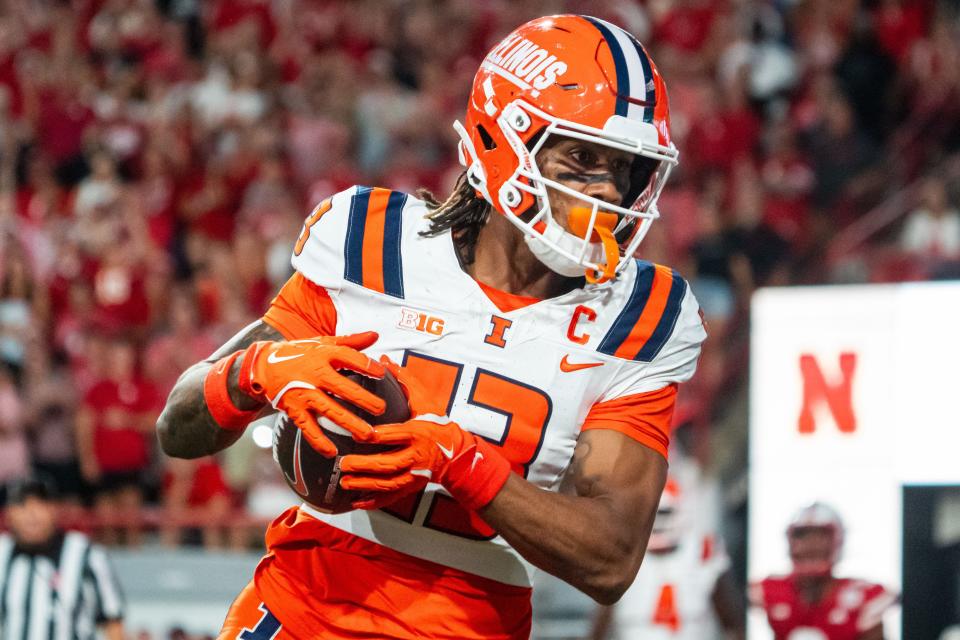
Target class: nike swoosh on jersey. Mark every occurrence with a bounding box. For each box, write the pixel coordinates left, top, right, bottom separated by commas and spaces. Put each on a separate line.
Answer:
267, 351, 305, 364
559, 355, 605, 372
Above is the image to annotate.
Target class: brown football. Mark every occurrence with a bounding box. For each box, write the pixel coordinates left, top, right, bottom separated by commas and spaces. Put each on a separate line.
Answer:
273, 369, 410, 513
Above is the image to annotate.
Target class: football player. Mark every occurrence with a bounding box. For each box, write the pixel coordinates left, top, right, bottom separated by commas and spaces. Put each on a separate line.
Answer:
591, 473, 745, 639
157, 14, 706, 640
750, 503, 898, 640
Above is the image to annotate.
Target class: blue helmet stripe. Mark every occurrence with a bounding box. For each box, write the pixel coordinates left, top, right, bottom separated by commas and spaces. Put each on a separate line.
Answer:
583, 16, 630, 117
626, 34, 657, 123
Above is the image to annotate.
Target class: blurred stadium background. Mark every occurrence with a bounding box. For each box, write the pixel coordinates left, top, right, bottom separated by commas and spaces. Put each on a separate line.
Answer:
0, 0, 958, 638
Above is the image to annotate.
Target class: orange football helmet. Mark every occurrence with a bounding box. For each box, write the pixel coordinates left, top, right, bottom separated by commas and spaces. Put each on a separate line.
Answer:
456, 15, 678, 282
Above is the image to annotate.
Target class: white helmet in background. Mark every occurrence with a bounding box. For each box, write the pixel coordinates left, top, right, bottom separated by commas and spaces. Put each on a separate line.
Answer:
787, 502, 845, 577
648, 476, 684, 553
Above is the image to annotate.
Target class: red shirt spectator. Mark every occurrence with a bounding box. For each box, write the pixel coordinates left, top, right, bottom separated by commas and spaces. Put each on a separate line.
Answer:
35, 87, 95, 166
178, 165, 236, 242
163, 458, 232, 515
92, 258, 152, 333
874, 0, 928, 64
161, 456, 235, 549
761, 124, 815, 243
654, 0, 720, 53
137, 148, 178, 251
82, 377, 158, 473
686, 93, 761, 176
76, 339, 159, 480
209, 0, 277, 48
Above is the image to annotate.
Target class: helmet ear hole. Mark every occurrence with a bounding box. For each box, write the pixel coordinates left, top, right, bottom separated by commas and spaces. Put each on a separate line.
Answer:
525, 128, 546, 151
614, 218, 637, 245
623, 156, 660, 207
477, 125, 497, 151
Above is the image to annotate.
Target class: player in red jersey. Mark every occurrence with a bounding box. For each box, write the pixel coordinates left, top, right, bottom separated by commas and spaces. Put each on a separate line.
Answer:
157, 14, 706, 640
750, 503, 898, 640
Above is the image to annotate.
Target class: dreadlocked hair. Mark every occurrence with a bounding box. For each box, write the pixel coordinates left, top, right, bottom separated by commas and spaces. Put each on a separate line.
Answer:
418, 172, 491, 265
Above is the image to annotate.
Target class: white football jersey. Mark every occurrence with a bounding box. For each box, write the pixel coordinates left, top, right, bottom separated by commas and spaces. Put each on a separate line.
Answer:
286, 185, 706, 587
612, 530, 730, 639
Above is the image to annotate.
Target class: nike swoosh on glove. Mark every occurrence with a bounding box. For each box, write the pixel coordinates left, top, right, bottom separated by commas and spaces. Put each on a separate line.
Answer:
339, 414, 512, 512
238, 332, 386, 457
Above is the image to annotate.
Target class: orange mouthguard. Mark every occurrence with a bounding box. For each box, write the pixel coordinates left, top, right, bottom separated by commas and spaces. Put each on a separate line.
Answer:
567, 207, 619, 284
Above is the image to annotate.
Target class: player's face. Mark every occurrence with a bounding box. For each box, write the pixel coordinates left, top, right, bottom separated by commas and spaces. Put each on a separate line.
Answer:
789, 527, 835, 575
5, 496, 58, 546
536, 139, 633, 231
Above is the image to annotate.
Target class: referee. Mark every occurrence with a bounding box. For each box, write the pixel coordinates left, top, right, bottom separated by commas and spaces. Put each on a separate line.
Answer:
0, 476, 125, 640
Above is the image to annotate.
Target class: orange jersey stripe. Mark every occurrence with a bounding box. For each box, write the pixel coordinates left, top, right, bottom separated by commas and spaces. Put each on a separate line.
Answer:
262, 272, 337, 340
613, 264, 674, 360
361, 187, 392, 294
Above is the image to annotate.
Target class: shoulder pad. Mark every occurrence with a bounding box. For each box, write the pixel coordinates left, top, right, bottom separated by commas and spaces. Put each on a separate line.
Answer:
595, 261, 706, 398
292, 186, 410, 297
598, 261, 692, 362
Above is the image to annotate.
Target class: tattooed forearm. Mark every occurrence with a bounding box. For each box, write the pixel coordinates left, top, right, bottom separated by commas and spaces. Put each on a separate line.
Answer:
156, 320, 284, 459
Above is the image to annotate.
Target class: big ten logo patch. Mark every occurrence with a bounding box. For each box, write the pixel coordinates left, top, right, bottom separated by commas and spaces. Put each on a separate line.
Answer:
397, 308, 445, 336
798, 353, 857, 434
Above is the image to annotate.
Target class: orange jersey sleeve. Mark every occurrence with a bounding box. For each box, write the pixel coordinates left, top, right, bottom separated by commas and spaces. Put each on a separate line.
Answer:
580, 384, 677, 458
262, 272, 338, 340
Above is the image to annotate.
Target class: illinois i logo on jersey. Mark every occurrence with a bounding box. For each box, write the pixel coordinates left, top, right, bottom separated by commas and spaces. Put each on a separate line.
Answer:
484, 316, 513, 348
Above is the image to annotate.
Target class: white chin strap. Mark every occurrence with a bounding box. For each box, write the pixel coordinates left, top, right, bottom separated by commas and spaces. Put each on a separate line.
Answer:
524, 216, 605, 277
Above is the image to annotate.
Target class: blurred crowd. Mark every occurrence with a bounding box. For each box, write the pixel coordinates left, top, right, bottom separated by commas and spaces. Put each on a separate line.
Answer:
0, 0, 957, 549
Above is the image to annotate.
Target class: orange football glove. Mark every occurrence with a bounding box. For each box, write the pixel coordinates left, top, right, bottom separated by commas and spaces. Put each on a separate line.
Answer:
328, 356, 446, 510
340, 416, 512, 512
237, 332, 386, 457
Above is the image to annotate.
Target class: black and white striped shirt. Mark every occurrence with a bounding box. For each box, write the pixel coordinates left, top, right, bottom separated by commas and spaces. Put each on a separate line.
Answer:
0, 531, 124, 640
